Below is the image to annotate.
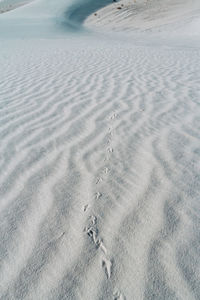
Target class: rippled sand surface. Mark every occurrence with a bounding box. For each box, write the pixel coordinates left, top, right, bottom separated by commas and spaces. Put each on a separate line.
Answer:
0, 1, 200, 299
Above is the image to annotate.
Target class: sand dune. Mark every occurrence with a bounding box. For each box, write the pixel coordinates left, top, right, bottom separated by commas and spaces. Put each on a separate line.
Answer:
0, 0, 200, 299
85, 0, 200, 36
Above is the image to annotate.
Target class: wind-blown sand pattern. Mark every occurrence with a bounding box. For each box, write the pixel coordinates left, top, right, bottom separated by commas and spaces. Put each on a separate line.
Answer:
0, 0, 200, 299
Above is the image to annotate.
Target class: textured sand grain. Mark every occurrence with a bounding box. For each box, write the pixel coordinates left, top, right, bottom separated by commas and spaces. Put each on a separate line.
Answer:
0, 1, 200, 299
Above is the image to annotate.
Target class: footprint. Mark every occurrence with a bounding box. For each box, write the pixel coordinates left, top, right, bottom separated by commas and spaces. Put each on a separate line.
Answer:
99, 240, 107, 254
90, 215, 97, 225
110, 113, 117, 120
104, 167, 109, 174
108, 128, 113, 135
107, 147, 113, 153
83, 204, 89, 212
86, 226, 101, 247
86, 226, 98, 241
95, 192, 102, 200
113, 290, 126, 300
96, 177, 103, 184
102, 256, 112, 279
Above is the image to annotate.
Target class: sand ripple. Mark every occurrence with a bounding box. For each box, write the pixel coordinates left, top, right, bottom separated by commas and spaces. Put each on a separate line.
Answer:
0, 40, 200, 299
0, 0, 200, 299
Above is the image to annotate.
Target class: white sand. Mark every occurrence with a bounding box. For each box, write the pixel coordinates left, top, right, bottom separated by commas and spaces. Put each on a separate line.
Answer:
0, 0, 200, 299
0, 0, 31, 13
85, 0, 200, 35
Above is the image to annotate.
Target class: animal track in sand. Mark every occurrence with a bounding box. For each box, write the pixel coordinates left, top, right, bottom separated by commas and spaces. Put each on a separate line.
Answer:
104, 167, 109, 174
85, 216, 106, 251
96, 177, 103, 184
90, 215, 97, 225
113, 290, 126, 300
107, 147, 114, 153
95, 192, 102, 200
86, 226, 100, 246
102, 256, 112, 279
99, 240, 107, 254
83, 204, 89, 212
95, 167, 109, 186
83, 110, 119, 283
110, 113, 118, 120
85, 215, 112, 280
108, 127, 113, 135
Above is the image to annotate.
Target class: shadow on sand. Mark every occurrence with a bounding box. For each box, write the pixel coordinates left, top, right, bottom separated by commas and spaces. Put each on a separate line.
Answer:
60, 0, 113, 31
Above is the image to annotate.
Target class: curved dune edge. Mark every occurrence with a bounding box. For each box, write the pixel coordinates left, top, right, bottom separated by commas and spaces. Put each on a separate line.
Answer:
0, 0, 200, 38
64, 0, 112, 29
0, 0, 115, 37
0, 0, 32, 14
